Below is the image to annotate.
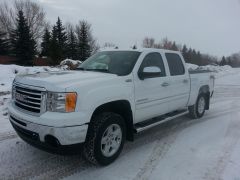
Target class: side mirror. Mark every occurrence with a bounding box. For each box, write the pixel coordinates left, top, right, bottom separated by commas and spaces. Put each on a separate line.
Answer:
139, 66, 161, 80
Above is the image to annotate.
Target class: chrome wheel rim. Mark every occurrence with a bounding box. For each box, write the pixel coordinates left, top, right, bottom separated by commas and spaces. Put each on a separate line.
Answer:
101, 124, 122, 157
198, 97, 205, 114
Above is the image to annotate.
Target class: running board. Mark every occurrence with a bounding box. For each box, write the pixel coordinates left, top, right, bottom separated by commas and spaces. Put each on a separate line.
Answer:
134, 110, 188, 133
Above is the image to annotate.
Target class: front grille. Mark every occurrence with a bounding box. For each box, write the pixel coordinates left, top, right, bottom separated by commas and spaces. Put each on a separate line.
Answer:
13, 84, 46, 114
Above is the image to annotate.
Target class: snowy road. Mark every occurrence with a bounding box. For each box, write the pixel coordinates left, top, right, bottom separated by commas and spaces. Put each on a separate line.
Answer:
0, 69, 240, 180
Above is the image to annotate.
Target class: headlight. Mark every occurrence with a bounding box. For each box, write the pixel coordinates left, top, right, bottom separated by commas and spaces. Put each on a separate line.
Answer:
47, 92, 77, 112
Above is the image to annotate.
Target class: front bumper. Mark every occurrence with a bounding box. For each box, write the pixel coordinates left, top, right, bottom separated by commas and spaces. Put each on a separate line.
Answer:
8, 103, 89, 147
10, 120, 84, 154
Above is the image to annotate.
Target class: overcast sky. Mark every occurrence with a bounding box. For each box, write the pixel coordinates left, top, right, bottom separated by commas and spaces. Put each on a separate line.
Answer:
37, 0, 240, 57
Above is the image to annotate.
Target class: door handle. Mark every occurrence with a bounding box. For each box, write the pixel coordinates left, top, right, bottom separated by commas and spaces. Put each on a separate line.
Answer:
183, 79, 189, 83
161, 82, 169, 87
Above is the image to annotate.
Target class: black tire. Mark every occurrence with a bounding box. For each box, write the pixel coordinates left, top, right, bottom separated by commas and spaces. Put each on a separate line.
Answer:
83, 112, 126, 166
188, 93, 207, 119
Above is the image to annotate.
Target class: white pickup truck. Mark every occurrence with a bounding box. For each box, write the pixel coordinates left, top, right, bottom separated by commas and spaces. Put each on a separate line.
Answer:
8, 49, 214, 165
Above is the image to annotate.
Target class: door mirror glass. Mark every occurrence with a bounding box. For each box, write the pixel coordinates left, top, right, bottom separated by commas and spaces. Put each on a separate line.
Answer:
139, 66, 161, 80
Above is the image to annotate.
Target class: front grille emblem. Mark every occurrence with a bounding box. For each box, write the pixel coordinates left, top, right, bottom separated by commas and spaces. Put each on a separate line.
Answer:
15, 92, 29, 103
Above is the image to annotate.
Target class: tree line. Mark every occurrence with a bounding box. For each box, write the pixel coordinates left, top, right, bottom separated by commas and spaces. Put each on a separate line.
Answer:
0, 0, 98, 65
0, 0, 239, 67
142, 37, 240, 67
40, 18, 98, 65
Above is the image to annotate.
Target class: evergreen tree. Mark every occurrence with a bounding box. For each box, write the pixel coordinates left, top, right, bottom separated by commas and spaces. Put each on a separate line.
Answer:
0, 31, 9, 55
55, 17, 67, 57
10, 10, 36, 65
49, 25, 61, 65
191, 49, 197, 64
171, 41, 178, 51
196, 51, 202, 65
132, 45, 137, 49
220, 56, 226, 66
181, 45, 188, 61
49, 17, 67, 64
186, 48, 192, 64
40, 28, 51, 57
67, 28, 78, 59
78, 21, 91, 61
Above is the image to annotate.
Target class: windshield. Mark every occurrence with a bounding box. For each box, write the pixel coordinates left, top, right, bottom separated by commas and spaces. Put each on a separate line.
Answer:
77, 51, 141, 76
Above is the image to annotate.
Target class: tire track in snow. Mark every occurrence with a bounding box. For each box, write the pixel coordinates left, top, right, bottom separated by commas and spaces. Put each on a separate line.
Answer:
0, 131, 17, 142
0, 139, 92, 180
132, 117, 197, 180
32, 157, 94, 180
132, 131, 178, 180
203, 100, 240, 180
133, 85, 240, 180
18, 155, 90, 180
133, 107, 240, 180
0, 91, 10, 96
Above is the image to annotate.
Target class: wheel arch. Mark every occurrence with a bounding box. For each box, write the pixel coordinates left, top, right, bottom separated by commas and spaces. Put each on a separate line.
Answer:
90, 100, 134, 141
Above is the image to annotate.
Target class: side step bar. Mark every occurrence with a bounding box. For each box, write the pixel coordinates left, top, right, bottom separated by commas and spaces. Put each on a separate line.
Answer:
134, 110, 188, 133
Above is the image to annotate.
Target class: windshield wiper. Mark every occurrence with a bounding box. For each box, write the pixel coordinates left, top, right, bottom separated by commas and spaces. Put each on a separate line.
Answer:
76, 67, 85, 71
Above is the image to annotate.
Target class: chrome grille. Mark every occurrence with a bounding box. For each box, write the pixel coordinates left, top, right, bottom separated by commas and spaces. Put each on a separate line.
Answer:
13, 83, 46, 115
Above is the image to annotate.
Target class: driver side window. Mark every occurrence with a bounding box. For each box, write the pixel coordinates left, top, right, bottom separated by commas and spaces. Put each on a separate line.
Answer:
139, 52, 166, 77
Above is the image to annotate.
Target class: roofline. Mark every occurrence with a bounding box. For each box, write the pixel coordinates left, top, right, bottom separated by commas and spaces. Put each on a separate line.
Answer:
99, 48, 181, 54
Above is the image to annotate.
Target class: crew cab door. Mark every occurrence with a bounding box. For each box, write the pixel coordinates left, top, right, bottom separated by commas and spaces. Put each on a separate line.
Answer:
164, 53, 190, 112
134, 52, 171, 123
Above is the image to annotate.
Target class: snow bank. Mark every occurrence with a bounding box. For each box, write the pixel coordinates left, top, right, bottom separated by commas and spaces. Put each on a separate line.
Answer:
0, 65, 62, 92
60, 59, 82, 70
186, 63, 199, 71
60, 59, 82, 66
196, 64, 232, 73
186, 63, 235, 78
200, 65, 235, 78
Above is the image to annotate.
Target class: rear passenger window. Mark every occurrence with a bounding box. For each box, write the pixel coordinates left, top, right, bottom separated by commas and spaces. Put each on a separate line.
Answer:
139, 52, 166, 77
165, 53, 185, 76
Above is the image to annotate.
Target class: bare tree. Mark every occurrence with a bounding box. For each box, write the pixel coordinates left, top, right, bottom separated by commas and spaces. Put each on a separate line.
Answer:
153, 42, 163, 49
142, 37, 164, 49
0, 0, 46, 42
88, 28, 99, 54
0, 2, 15, 35
161, 37, 173, 50
142, 37, 155, 48
103, 42, 117, 48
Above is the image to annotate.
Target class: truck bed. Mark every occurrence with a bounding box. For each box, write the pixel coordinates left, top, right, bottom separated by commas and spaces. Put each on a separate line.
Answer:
188, 69, 212, 74
187, 70, 215, 107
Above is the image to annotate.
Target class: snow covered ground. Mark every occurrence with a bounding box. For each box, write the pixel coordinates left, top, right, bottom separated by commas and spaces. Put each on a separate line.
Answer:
0, 64, 240, 180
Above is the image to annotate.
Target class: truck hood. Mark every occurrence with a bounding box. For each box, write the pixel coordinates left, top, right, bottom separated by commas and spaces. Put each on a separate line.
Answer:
14, 70, 118, 91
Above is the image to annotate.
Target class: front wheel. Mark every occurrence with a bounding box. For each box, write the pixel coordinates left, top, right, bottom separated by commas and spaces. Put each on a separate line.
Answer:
188, 93, 207, 119
83, 112, 126, 166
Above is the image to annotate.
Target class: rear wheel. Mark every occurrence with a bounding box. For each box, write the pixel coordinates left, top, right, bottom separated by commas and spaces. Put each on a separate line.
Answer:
188, 93, 206, 119
83, 112, 126, 166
